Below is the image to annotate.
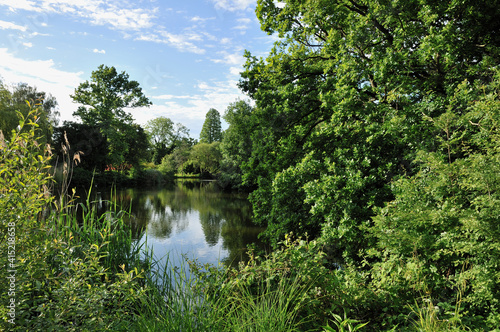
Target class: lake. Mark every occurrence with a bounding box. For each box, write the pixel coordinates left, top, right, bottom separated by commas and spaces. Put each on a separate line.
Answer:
91, 179, 265, 270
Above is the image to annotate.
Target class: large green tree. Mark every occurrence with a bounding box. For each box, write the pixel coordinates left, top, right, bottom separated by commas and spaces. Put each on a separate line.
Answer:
71, 65, 152, 166
199, 108, 222, 143
238, 0, 500, 258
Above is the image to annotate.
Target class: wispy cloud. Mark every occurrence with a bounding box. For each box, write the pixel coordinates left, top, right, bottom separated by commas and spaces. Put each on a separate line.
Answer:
0, 0, 158, 31
88, 6, 157, 31
136, 31, 206, 54
210, 51, 244, 66
22, 42, 33, 48
152, 94, 193, 100
0, 48, 83, 122
0, 0, 41, 12
0, 19, 27, 31
190, 16, 215, 23
93, 48, 105, 54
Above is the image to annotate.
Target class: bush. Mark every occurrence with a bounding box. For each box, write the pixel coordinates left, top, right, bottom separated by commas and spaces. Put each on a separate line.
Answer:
189, 235, 351, 331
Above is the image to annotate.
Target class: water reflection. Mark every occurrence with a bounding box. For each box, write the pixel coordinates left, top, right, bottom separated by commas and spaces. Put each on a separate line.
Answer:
96, 180, 265, 267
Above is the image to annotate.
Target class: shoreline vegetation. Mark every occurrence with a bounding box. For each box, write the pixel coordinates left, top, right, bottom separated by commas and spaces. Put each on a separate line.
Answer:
3, 97, 499, 331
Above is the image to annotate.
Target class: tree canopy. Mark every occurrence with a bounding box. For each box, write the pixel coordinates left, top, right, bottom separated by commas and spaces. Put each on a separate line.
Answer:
145, 116, 191, 164
235, 0, 500, 256
212, 0, 500, 328
71, 65, 151, 127
199, 108, 222, 144
71, 65, 152, 166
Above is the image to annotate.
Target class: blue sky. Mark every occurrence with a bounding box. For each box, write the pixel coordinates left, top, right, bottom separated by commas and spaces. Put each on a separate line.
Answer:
0, 0, 276, 138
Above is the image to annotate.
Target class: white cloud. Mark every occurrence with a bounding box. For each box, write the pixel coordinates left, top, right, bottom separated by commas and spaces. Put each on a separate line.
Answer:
0, 0, 158, 31
229, 66, 242, 76
152, 94, 193, 100
190, 16, 215, 23
93, 48, 105, 54
232, 25, 248, 31
136, 31, 206, 54
236, 18, 251, 24
0, 48, 84, 123
0, 0, 41, 12
211, 0, 254, 12
0, 19, 27, 31
22, 42, 33, 48
89, 6, 157, 31
210, 51, 244, 66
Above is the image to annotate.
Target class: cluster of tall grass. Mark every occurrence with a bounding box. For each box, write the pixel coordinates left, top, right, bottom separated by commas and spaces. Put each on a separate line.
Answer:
0, 107, 150, 330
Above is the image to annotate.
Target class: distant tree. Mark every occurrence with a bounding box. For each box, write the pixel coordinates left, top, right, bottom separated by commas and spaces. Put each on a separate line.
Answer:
71, 65, 151, 166
159, 141, 192, 176
0, 79, 58, 144
188, 142, 222, 176
145, 116, 191, 164
199, 108, 222, 143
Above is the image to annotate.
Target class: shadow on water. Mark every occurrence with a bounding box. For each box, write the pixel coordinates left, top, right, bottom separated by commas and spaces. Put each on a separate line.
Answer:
76, 179, 266, 269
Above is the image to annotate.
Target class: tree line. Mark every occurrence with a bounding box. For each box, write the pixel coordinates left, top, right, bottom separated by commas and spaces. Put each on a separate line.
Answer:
0, 64, 245, 185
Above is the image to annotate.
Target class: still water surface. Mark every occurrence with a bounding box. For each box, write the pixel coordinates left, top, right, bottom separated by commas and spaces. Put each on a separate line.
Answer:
94, 179, 265, 268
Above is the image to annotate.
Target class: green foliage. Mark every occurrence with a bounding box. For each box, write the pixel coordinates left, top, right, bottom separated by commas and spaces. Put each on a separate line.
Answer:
238, 0, 500, 262
0, 108, 150, 330
323, 311, 369, 332
219, 99, 254, 189
199, 108, 222, 143
158, 141, 193, 176
71, 64, 151, 126
366, 72, 500, 329
190, 235, 350, 331
71, 65, 152, 167
145, 116, 191, 164
188, 142, 222, 176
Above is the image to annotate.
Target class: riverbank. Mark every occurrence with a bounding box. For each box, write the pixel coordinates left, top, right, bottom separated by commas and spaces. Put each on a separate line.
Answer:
0, 112, 319, 331
2, 110, 484, 331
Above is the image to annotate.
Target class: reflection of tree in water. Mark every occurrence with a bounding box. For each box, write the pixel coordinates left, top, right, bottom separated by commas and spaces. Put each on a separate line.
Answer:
144, 193, 190, 239
89, 180, 265, 266
199, 211, 222, 246
218, 199, 267, 266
